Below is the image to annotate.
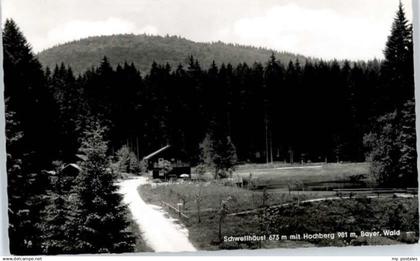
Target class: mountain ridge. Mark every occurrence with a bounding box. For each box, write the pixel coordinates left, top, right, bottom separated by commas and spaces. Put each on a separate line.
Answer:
37, 34, 311, 74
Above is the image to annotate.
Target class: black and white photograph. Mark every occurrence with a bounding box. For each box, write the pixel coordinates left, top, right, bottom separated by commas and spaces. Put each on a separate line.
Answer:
2, 0, 419, 255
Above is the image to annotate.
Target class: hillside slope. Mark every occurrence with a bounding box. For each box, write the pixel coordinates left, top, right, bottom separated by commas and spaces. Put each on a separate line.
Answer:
37, 34, 308, 74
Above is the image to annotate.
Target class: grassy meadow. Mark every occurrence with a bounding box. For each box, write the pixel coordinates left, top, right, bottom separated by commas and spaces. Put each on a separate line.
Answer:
138, 162, 418, 250
234, 162, 373, 191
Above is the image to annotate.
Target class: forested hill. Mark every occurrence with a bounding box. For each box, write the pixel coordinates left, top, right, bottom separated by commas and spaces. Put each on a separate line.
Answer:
37, 34, 309, 74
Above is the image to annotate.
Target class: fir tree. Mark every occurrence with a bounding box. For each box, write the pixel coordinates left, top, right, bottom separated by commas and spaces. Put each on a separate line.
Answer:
3, 19, 60, 168
115, 145, 141, 174
71, 121, 135, 253
40, 162, 74, 254
5, 101, 28, 254
3, 19, 58, 255
381, 2, 414, 111
396, 99, 417, 186
199, 120, 238, 179
364, 99, 417, 187
48, 63, 87, 160
363, 3, 416, 188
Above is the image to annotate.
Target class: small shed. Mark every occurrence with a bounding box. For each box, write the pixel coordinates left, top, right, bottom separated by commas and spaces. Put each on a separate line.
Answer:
44, 162, 82, 192
143, 145, 191, 180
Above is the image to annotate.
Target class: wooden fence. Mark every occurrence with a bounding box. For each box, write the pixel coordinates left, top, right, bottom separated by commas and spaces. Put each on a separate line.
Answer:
333, 188, 418, 197
160, 200, 190, 219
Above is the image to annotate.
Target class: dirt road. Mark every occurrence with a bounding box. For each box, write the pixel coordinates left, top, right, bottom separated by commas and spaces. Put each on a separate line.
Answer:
117, 177, 197, 253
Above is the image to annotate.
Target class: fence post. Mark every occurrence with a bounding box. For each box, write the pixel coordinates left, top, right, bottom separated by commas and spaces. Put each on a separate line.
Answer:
177, 203, 183, 218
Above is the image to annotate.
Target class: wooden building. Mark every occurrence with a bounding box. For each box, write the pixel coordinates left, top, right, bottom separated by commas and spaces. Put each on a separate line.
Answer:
143, 145, 191, 180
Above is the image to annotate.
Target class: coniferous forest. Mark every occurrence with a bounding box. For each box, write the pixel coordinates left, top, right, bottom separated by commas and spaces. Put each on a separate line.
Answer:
3, 3, 417, 254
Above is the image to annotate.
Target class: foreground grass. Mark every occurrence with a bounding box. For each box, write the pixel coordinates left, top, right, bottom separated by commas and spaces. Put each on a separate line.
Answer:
139, 181, 418, 250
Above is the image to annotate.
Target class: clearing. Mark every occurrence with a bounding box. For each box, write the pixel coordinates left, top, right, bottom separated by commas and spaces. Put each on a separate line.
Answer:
234, 162, 372, 192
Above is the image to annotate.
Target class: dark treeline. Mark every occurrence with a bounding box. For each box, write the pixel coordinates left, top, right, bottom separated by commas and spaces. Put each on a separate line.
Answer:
3, 2, 416, 255
48, 53, 402, 165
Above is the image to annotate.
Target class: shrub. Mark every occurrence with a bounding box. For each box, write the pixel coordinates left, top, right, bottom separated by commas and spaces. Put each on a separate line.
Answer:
115, 145, 141, 174
363, 100, 417, 187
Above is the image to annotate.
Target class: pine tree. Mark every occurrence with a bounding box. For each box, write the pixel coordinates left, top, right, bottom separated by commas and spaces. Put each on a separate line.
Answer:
3, 19, 60, 168
199, 133, 216, 174
199, 121, 238, 179
213, 136, 238, 178
5, 101, 28, 254
263, 53, 284, 163
115, 145, 141, 174
395, 99, 417, 186
381, 2, 414, 111
363, 99, 417, 187
48, 63, 86, 160
363, 3, 416, 188
71, 121, 135, 253
3, 19, 59, 254
40, 162, 74, 254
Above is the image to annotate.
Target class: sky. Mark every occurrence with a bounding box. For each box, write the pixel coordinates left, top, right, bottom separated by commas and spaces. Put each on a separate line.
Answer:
1, 0, 413, 60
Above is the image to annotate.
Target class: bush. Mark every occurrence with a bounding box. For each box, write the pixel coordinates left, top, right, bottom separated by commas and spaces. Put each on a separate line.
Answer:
114, 145, 141, 174
363, 100, 417, 187
199, 131, 238, 180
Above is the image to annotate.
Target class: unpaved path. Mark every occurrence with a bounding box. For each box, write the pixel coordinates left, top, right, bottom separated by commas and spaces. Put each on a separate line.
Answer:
117, 177, 196, 253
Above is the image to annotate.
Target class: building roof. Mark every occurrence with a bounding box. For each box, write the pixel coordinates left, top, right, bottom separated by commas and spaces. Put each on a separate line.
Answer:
143, 145, 171, 160
64, 163, 82, 173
